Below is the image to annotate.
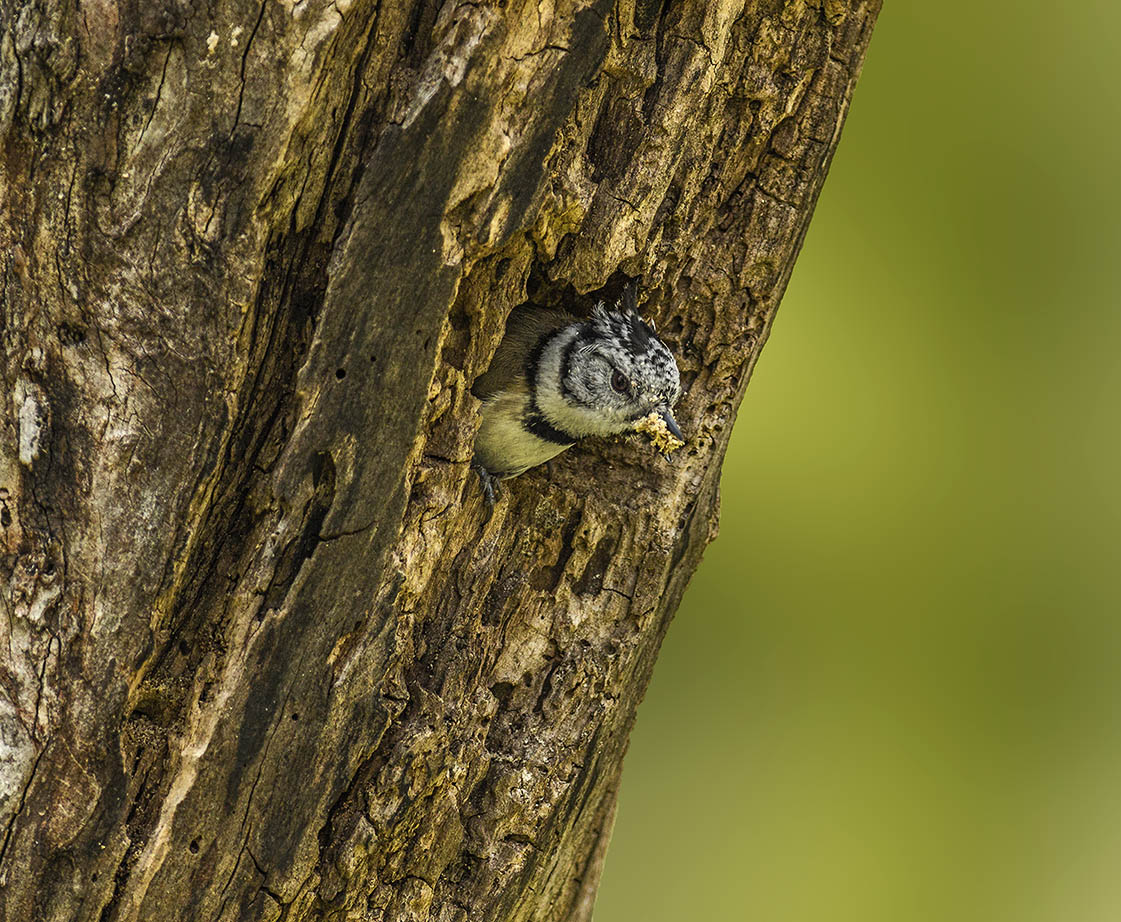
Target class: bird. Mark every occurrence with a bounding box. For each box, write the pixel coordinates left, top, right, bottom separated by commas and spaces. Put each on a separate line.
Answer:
471, 291, 683, 505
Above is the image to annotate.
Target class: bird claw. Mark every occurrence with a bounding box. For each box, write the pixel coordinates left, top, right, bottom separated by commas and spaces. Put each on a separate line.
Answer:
473, 461, 500, 509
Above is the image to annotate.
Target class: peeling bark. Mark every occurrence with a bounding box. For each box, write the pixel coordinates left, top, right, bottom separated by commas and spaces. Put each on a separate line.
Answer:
0, 0, 879, 919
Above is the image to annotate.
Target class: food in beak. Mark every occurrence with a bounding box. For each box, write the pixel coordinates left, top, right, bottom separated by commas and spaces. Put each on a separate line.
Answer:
634, 407, 685, 455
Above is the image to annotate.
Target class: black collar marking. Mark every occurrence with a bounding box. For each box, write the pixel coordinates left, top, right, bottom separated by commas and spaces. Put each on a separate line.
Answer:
524, 409, 577, 447
524, 328, 579, 445
525, 331, 552, 387
558, 333, 580, 402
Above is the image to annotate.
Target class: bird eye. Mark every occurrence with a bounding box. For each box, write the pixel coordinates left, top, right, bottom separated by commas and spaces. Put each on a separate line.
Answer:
611, 370, 630, 394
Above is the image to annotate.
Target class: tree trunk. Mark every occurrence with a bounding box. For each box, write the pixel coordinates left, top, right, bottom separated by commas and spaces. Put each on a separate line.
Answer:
0, 0, 878, 919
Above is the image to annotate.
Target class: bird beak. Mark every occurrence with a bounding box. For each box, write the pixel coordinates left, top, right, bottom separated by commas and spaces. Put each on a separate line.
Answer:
659, 406, 684, 442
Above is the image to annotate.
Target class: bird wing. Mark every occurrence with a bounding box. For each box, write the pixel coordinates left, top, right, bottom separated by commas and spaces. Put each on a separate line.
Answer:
472, 306, 574, 400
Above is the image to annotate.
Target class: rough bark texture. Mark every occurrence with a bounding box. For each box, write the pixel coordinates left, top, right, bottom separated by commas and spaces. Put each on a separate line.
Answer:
0, 1, 878, 919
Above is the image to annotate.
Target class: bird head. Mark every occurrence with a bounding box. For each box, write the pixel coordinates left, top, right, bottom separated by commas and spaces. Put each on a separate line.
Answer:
543, 302, 683, 441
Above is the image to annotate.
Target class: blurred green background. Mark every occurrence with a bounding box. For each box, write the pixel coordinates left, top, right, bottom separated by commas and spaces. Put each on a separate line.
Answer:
597, 3, 1121, 921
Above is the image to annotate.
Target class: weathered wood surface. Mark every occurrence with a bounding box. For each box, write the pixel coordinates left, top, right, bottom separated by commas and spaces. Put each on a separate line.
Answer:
0, 0, 879, 919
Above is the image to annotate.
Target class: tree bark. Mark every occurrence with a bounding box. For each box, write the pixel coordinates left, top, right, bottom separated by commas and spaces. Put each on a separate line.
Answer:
0, 0, 878, 919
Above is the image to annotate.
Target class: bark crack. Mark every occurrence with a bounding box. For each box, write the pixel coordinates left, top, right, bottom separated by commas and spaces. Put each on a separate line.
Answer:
0, 744, 44, 867
230, 0, 268, 138
137, 42, 174, 150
